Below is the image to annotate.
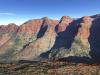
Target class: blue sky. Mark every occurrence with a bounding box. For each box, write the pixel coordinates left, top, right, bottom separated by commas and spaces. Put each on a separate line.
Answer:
0, 0, 100, 25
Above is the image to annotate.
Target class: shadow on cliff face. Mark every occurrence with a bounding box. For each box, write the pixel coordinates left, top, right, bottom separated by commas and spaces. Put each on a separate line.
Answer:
51, 19, 82, 49
39, 19, 82, 60
37, 24, 48, 39
38, 17, 100, 64
89, 18, 100, 63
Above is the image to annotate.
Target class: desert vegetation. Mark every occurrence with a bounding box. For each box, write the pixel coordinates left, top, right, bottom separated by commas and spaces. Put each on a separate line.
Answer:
0, 61, 100, 75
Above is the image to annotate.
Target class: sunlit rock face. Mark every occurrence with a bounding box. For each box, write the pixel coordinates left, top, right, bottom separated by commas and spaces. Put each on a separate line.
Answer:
0, 23, 18, 33
57, 16, 73, 32
67, 16, 93, 57
0, 14, 100, 63
0, 23, 18, 55
14, 17, 57, 61
77, 16, 93, 45
18, 17, 58, 35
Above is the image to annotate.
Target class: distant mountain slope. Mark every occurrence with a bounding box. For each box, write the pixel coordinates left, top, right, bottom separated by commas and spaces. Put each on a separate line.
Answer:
0, 14, 100, 63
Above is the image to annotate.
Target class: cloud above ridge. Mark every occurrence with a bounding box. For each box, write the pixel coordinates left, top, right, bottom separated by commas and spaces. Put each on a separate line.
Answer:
0, 13, 15, 16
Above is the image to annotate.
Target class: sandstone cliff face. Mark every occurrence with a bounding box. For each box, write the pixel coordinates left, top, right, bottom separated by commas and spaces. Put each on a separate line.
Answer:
0, 23, 18, 33
66, 16, 93, 57
18, 17, 58, 35
18, 19, 43, 35
77, 16, 93, 45
0, 14, 100, 63
0, 24, 18, 54
49, 16, 94, 58
15, 27, 57, 61
14, 17, 58, 61
89, 15, 100, 62
57, 16, 72, 32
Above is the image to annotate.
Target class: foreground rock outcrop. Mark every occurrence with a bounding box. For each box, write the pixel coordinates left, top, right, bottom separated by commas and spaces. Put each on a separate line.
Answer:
0, 14, 100, 63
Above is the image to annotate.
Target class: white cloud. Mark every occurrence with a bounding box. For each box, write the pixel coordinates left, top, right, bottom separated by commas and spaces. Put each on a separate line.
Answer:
0, 13, 15, 16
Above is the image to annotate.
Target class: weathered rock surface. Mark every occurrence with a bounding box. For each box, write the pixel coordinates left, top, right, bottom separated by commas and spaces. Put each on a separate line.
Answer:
57, 16, 72, 32
0, 23, 18, 55
77, 16, 93, 45
0, 14, 100, 63
15, 26, 57, 61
